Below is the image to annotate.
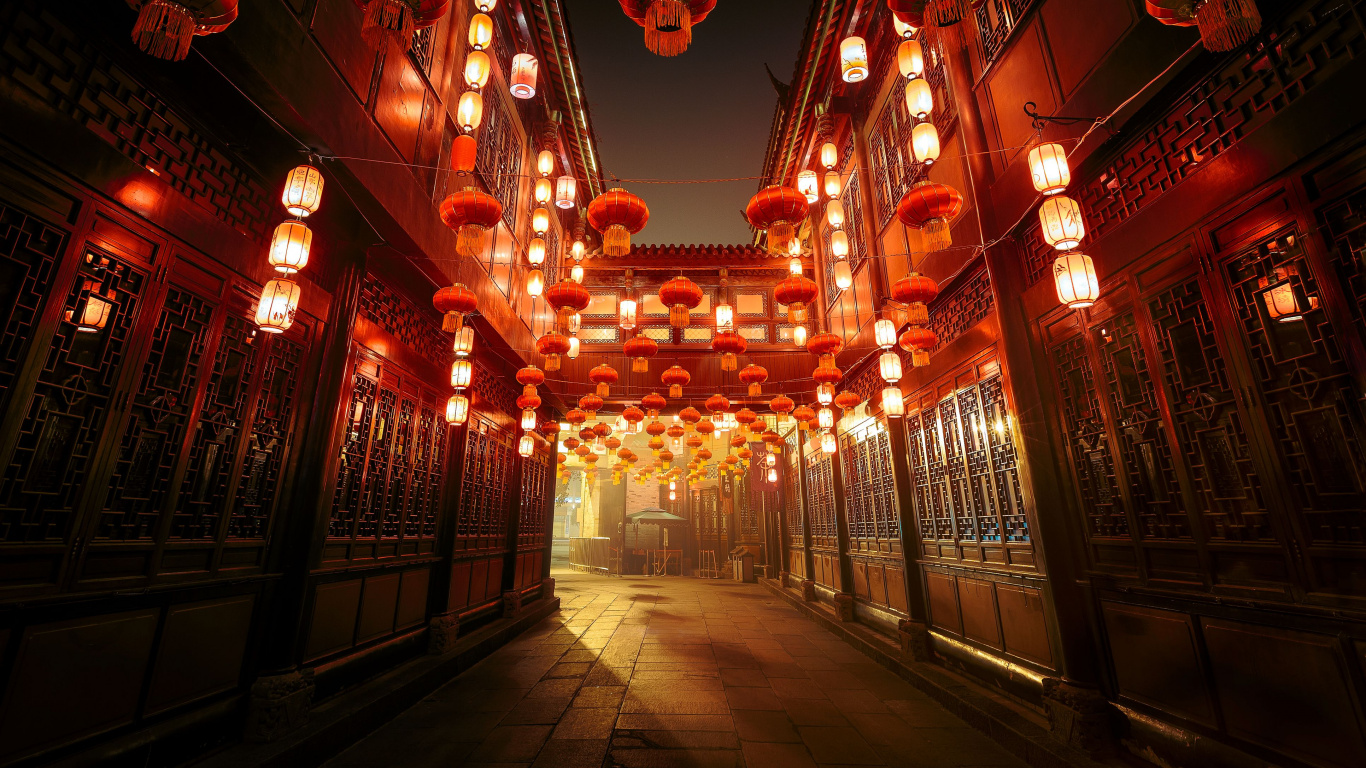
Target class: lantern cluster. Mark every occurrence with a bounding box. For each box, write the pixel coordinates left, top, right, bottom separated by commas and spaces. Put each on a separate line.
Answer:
1026, 145, 1099, 311
255, 166, 325, 335
457, 1, 537, 138
895, 22, 941, 166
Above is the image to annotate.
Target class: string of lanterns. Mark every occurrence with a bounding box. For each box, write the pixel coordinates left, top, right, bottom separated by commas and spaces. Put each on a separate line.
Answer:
255, 165, 323, 335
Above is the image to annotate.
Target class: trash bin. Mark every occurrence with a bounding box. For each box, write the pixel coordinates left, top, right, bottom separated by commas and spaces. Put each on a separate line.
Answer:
732, 552, 755, 583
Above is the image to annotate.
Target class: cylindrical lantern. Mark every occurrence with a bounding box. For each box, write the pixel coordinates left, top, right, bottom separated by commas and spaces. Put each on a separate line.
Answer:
453, 325, 475, 357
840, 36, 869, 82
534, 177, 553, 205
1053, 253, 1100, 310
510, 54, 538, 99
1039, 196, 1086, 250
1028, 143, 1071, 195
619, 298, 638, 330
882, 386, 905, 418
824, 170, 841, 199
521, 409, 538, 431
537, 149, 555, 177
469, 13, 493, 50
879, 350, 903, 383
875, 318, 897, 349
475, 0, 497, 11
821, 431, 838, 455
905, 78, 933, 120
893, 14, 917, 39
827, 200, 845, 229
571, 239, 585, 260
532, 207, 551, 236
830, 230, 850, 259
898, 39, 924, 78
446, 394, 470, 425
268, 220, 312, 275
767, 468, 778, 483
570, 263, 584, 282
834, 260, 853, 290
518, 433, 535, 457
716, 302, 733, 330
789, 258, 804, 276
912, 122, 941, 164
555, 175, 577, 209
817, 408, 835, 430
457, 90, 483, 132
526, 269, 546, 297
73, 291, 112, 333
255, 279, 300, 334
567, 336, 580, 359
797, 170, 819, 203
793, 324, 808, 347
464, 50, 491, 88
821, 141, 839, 170
450, 359, 473, 389
528, 237, 546, 265
282, 165, 324, 218
817, 383, 834, 405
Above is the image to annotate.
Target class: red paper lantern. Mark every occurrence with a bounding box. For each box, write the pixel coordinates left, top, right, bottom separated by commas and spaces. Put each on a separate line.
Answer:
642, 392, 668, 416
451, 133, 477, 175
739, 364, 769, 396
587, 188, 649, 256
680, 406, 702, 426
746, 186, 810, 255
440, 187, 503, 258
539, 420, 559, 438
887, 0, 926, 26
770, 394, 795, 420
899, 326, 939, 368
761, 429, 782, 445
536, 332, 571, 372
666, 423, 686, 439
594, 422, 613, 438
661, 365, 691, 398
738, 447, 753, 460
546, 279, 591, 327
618, 0, 717, 56
835, 391, 863, 413
566, 409, 587, 425
735, 408, 758, 426
775, 274, 819, 323
433, 284, 478, 332
516, 366, 546, 388
659, 276, 704, 328
696, 419, 715, 436
128, 0, 239, 61
705, 394, 731, 414
712, 330, 748, 372
624, 334, 659, 373
646, 420, 667, 436
580, 394, 604, 418
806, 332, 843, 364
624, 406, 645, 425
590, 364, 619, 397
1146, 0, 1260, 52
892, 272, 940, 306
813, 365, 843, 386
793, 405, 817, 431
897, 182, 964, 252
516, 392, 541, 411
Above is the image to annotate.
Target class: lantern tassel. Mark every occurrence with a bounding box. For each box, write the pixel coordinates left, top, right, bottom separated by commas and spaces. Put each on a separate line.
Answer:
361, 0, 417, 50
1196, 0, 1261, 52
457, 224, 488, 259
604, 223, 632, 257
922, 218, 953, 252
906, 302, 929, 326
442, 312, 463, 333
787, 302, 808, 324
748, 383, 762, 397
597, 382, 610, 397
670, 305, 691, 328
722, 353, 737, 372
645, 0, 693, 57
632, 357, 649, 373
132, 0, 196, 61
545, 353, 561, 373
767, 221, 796, 255
911, 349, 930, 368
669, 384, 682, 398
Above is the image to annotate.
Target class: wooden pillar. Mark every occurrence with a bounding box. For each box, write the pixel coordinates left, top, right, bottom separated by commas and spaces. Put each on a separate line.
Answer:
427, 411, 471, 646
499, 445, 527, 612
794, 433, 816, 596
829, 436, 856, 619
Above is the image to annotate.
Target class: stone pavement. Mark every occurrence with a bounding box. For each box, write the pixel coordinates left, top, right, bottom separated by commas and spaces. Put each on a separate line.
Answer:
322, 571, 1029, 767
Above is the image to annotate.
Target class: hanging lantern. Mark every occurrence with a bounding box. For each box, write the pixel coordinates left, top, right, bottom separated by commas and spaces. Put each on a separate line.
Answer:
817, 384, 835, 406
517, 366, 545, 392
891, 272, 939, 325
537, 150, 556, 178
621, 0, 716, 57
790, 405, 813, 431
659, 275, 704, 328
527, 237, 547, 266
897, 182, 964, 252
456, 90, 483, 132
526, 269, 546, 297
545, 279, 591, 327
556, 176, 577, 209
1028, 143, 1071, 195
624, 334, 658, 373
746, 186, 810, 256
1039, 196, 1086, 250
820, 141, 839, 169
128, 0, 239, 62
715, 302, 734, 330
797, 170, 820, 203
534, 178, 553, 207
567, 336, 580, 359
662, 365, 691, 398
789, 257, 805, 276
1054, 253, 1100, 310
735, 407, 757, 428
587, 188, 649, 257
739, 364, 768, 396
450, 359, 474, 390
446, 394, 470, 425
624, 406, 645, 428
529, 208, 551, 237
839, 36, 869, 82
705, 394, 731, 417
893, 12, 918, 38
566, 409, 587, 427
521, 409, 538, 431
835, 390, 862, 414
905, 78, 933, 120
433, 284, 479, 333
829, 230, 851, 261
774, 274, 818, 324
589, 364, 619, 397
770, 394, 795, 422
282, 165, 324, 217
912, 122, 941, 165
509, 53, 539, 98
440, 187, 502, 258
1146, 0, 1261, 53
834, 261, 853, 291
898, 39, 925, 78
882, 386, 905, 418
875, 318, 898, 349
679, 406, 702, 429
826, 200, 845, 229
619, 298, 638, 330
889, 0, 924, 27
814, 365, 844, 387
793, 324, 808, 347
451, 134, 478, 176
642, 392, 668, 417
255, 279, 300, 334
469, 12, 493, 49
825, 171, 842, 199
712, 330, 748, 372
453, 326, 476, 357
879, 350, 904, 383
536, 332, 571, 372
696, 419, 716, 437
820, 431, 838, 455
570, 263, 585, 283
807, 332, 844, 365
268, 221, 312, 275
71, 289, 112, 334
899, 326, 939, 367
464, 50, 492, 89
817, 407, 835, 430
518, 433, 535, 457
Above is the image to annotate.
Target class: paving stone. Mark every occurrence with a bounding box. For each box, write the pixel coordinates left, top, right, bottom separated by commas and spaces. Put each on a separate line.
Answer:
731, 709, 801, 743
572, 685, 626, 709
740, 740, 819, 768
530, 738, 608, 768
724, 686, 784, 711
501, 697, 570, 725
468, 725, 552, 763
719, 668, 769, 688
551, 707, 617, 740
798, 725, 884, 765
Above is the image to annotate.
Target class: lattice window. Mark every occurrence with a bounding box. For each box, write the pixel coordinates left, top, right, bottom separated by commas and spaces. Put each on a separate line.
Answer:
980, 375, 1029, 542
1051, 333, 1128, 538
640, 326, 672, 343
976, 0, 1035, 65
738, 325, 769, 343
579, 326, 619, 344
360, 276, 450, 366
231, 334, 304, 539
737, 293, 767, 317
824, 171, 869, 301
457, 420, 515, 550
473, 360, 519, 418
839, 421, 900, 554
870, 90, 927, 228
783, 432, 803, 550
929, 264, 995, 350
0, 204, 65, 416
475, 90, 521, 230
736, 472, 759, 541
519, 450, 549, 546
683, 327, 714, 344
409, 26, 434, 75
1322, 186, 1366, 343
804, 451, 838, 546
330, 373, 376, 538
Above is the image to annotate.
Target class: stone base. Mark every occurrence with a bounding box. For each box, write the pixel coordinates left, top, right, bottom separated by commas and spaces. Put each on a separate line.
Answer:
897, 619, 934, 662
502, 589, 522, 618
779, 570, 791, 588
541, 577, 556, 600
833, 592, 855, 622
428, 613, 460, 656
244, 669, 315, 743
801, 579, 816, 602
1042, 678, 1117, 757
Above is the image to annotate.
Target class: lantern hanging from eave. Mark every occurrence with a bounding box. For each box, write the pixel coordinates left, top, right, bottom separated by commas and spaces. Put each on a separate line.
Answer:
255, 279, 300, 334
520, 408, 538, 431
666, 423, 685, 441
735, 408, 757, 428
517, 365, 545, 390
806, 332, 844, 367
882, 386, 905, 418
589, 364, 618, 397
464, 50, 491, 89
888, 0, 926, 27
912, 122, 941, 165
814, 365, 844, 387
905, 77, 933, 120
642, 392, 668, 417
839, 36, 869, 82
712, 330, 748, 372
536, 332, 571, 372
770, 394, 795, 422
793, 405, 816, 431
875, 318, 898, 350
1054, 253, 1100, 310
797, 171, 820, 204
705, 393, 730, 415
440, 187, 502, 258
1146, 0, 1261, 52
282, 165, 324, 217
899, 325, 939, 368
456, 90, 483, 133
761, 429, 782, 448
897, 39, 925, 78
567, 336, 580, 359
526, 269, 546, 297
580, 394, 604, 420
446, 394, 470, 425
539, 420, 560, 439
268, 221, 312, 275
624, 406, 645, 428
891, 272, 939, 325
880, 350, 904, 383
739, 364, 768, 396
545, 279, 591, 328
450, 359, 473, 389
1028, 143, 1071, 195
624, 333, 659, 373
619, 0, 716, 57
433, 283, 478, 332
451, 133, 477, 176
746, 186, 810, 256
1039, 196, 1086, 250
659, 275, 703, 328
897, 181, 964, 252
510, 53, 538, 99
469, 11, 493, 49
128, 0, 240, 62
587, 188, 649, 257
556, 176, 577, 209
817, 383, 835, 406
774, 274, 818, 324
662, 365, 691, 398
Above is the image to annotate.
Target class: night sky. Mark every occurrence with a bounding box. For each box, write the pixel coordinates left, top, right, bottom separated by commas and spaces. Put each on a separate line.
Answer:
564, 1, 812, 246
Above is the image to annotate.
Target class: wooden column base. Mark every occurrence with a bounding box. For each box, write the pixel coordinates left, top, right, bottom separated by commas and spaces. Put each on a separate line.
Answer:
1042, 679, 1117, 757
897, 619, 934, 662
502, 590, 523, 618
801, 579, 816, 602
243, 669, 315, 743
833, 593, 855, 622
541, 577, 556, 600
427, 614, 460, 656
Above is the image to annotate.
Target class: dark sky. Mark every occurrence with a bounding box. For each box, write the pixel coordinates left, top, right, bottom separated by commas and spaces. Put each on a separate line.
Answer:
564, 1, 812, 246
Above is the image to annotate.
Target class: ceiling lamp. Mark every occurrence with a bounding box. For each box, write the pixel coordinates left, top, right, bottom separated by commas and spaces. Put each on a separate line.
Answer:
590, 364, 619, 397
899, 326, 939, 368
797, 171, 820, 203
282, 165, 324, 218
839, 36, 869, 82
510, 53, 538, 98
642, 392, 668, 417
440, 187, 502, 258
1039, 196, 1086, 250
536, 332, 571, 372
129, 0, 239, 61
897, 182, 964, 252
659, 275, 703, 328
712, 330, 748, 372
1054, 253, 1100, 310
739, 364, 768, 396
662, 365, 691, 398
620, 0, 717, 57
624, 333, 659, 373
746, 186, 810, 256
546, 279, 591, 328
556, 176, 577, 209
1147, 0, 1261, 52
255, 279, 300, 334
1028, 143, 1071, 195
774, 274, 818, 324
588, 188, 649, 256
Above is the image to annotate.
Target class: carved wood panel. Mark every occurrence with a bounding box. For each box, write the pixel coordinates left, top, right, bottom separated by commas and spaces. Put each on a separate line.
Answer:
456, 418, 514, 554
783, 431, 803, 551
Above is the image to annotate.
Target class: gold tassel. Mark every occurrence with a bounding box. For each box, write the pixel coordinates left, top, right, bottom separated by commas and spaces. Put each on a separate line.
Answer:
787, 303, 808, 324
911, 349, 930, 368
669, 384, 682, 398
768, 221, 795, 255
597, 382, 610, 397
362, 0, 416, 51
545, 353, 561, 372
645, 0, 693, 57
604, 224, 632, 257
1196, 0, 1261, 52
906, 303, 929, 326
457, 224, 488, 259
722, 353, 737, 372
132, 0, 196, 61
670, 305, 690, 328
923, 218, 952, 252
632, 357, 649, 373
442, 312, 462, 333
748, 383, 762, 397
